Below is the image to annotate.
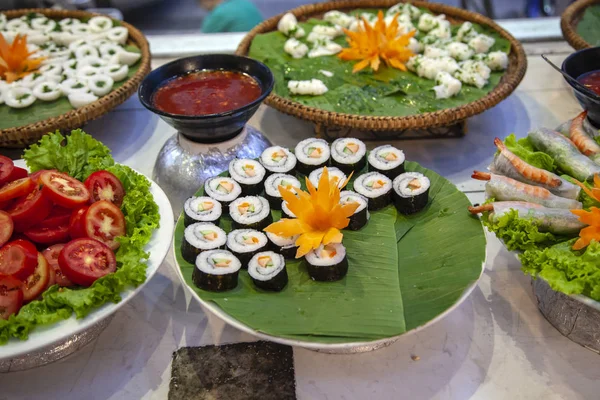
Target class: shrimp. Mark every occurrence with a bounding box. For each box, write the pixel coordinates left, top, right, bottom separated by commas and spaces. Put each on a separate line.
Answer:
569, 111, 600, 163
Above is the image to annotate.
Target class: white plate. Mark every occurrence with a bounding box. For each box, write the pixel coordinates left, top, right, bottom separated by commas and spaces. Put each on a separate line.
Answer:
0, 161, 174, 360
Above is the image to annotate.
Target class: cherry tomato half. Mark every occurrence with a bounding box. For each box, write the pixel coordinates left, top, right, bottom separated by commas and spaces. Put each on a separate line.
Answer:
84, 170, 125, 207
68, 206, 88, 239
58, 238, 116, 287
6, 187, 52, 232
0, 156, 14, 185
4, 167, 28, 183
21, 253, 51, 303
29, 169, 56, 185
0, 276, 23, 320
24, 224, 70, 245
0, 177, 35, 202
40, 171, 90, 208
36, 206, 73, 230
0, 239, 38, 280
42, 244, 73, 287
84, 200, 126, 250
0, 210, 13, 247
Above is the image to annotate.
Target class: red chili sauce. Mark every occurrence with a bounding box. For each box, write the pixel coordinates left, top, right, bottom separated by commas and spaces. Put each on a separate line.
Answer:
578, 70, 600, 95
152, 70, 261, 115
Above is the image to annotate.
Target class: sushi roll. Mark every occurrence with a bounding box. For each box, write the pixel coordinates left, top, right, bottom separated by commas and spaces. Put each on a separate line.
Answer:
353, 172, 393, 211
281, 201, 296, 218
330, 138, 367, 174
229, 196, 272, 230
368, 145, 405, 179
264, 173, 301, 210
183, 196, 222, 227
226, 229, 269, 268
392, 172, 430, 214
305, 243, 348, 282
266, 232, 299, 259
295, 138, 330, 175
339, 191, 369, 230
204, 176, 242, 207
192, 249, 241, 292
259, 146, 297, 175
309, 167, 347, 189
181, 223, 227, 264
248, 251, 288, 291
228, 158, 266, 195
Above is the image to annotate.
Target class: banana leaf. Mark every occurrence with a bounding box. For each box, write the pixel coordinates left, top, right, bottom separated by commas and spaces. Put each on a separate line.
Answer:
577, 5, 600, 47
174, 161, 486, 343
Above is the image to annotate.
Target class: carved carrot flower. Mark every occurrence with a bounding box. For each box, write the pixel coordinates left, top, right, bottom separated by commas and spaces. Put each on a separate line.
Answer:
572, 173, 600, 203
264, 167, 358, 258
0, 33, 46, 83
571, 207, 600, 250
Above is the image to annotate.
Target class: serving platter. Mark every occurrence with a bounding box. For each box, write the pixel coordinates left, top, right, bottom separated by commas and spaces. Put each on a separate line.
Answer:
561, 0, 600, 50
0, 160, 174, 362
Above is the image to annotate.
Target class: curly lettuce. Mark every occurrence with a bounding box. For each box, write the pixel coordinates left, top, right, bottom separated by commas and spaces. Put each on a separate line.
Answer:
0, 130, 160, 344
503, 133, 557, 172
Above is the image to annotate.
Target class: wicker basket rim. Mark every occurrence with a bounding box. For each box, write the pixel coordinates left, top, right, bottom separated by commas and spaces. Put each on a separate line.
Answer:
561, 0, 600, 50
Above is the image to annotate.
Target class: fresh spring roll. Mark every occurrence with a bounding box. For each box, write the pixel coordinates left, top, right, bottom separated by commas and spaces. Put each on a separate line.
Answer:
472, 171, 582, 209
555, 114, 599, 139
528, 127, 600, 182
468, 201, 585, 236
490, 137, 581, 199
566, 111, 600, 165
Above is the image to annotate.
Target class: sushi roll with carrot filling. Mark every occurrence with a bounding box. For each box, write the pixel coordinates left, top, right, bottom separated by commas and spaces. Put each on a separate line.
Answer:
226, 229, 269, 268
181, 223, 227, 264
393, 172, 430, 214
229, 158, 266, 195
204, 177, 242, 207
183, 196, 222, 227
295, 138, 330, 175
309, 167, 347, 189
353, 172, 393, 211
339, 190, 369, 230
193, 250, 241, 292
264, 173, 301, 210
229, 196, 272, 230
266, 232, 299, 259
305, 243, 348, 282
330, 138, 366, 174
260, 146, 297, 175
368, 145, 405, 179
248, 251, 288, 291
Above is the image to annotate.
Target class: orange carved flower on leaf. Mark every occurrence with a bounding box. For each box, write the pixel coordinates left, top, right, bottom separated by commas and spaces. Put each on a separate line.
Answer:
571, 207, 600, 251
0, 33, 46, 83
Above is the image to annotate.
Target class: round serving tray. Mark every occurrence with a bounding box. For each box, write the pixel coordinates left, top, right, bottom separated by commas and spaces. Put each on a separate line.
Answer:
0, 9, 151, 148
236, 0, 527, 131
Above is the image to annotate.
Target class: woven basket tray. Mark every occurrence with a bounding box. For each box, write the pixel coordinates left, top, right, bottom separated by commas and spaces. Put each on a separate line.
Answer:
236, 0, 527, 132
0, 8, 151, 148
561, 0, 600, 50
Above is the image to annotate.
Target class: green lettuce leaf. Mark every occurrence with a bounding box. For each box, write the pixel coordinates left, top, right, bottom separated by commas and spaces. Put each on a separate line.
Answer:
503, 133, 557, 172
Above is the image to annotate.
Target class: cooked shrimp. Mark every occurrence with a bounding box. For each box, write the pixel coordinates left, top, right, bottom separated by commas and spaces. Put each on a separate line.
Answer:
569, 111, 600, 156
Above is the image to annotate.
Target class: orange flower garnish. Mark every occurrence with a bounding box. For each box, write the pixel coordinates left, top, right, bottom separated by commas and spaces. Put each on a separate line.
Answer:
573, 173, 600, 203
571, 207, 600, 250
338, 11, 415, 73
0, 33, 46, 83
264, 167, 359, 258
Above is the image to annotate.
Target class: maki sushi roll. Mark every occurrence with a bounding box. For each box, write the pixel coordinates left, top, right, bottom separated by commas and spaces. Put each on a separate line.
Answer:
308, 167, 347, 189
393, 172, 431, 214
266, 232, 299, 259
330, 138, 367, 174
228, 158, 266, 195
260, 146, 297, 175
192, 249, 241, 292
295, 138, 330, 175
183, 196, 222, 227
368, 145, 405, 179
339, 191, 369, 230
305, 243, 348, 282
204, 177, 242, 207
181, 223, 227, 264
226, 229, 269, 268
281, 201, 296, 218
264, 173, 301, 210
353, 172, 393, 211
229, 196, 272, 230
248, 251, 288, 291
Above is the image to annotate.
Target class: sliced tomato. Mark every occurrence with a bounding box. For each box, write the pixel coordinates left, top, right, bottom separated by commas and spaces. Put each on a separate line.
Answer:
84, 170, 125, 207
0, 276, 23, 320
84, 200, 125, 250
24, 224, 70, 245
37, 206, 73, 229
40, 171, 90, 208
0, 210, 13, 247
0, 156, 14, 185
21, 253, 51, 302
30, 169, 56, 185
5, 167, 28, 183
0, 177, 35, 202
58, 238, 116, 287
0, 239, 38, 280
6, 187, 52, 232
0, 199, 14, 210
43, 244, 73, 287
69, 206, 88, 239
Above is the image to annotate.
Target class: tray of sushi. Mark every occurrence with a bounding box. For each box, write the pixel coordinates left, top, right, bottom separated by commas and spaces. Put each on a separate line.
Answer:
172, 138, 487, 352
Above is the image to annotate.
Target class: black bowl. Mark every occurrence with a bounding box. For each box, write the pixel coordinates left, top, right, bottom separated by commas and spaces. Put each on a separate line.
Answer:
138, 54, 274, 143
562, 47, 600, 126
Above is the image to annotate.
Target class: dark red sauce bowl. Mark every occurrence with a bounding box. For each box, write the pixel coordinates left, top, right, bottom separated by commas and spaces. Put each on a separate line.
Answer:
562, 47, 600, 126
138, 54, 274, 143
